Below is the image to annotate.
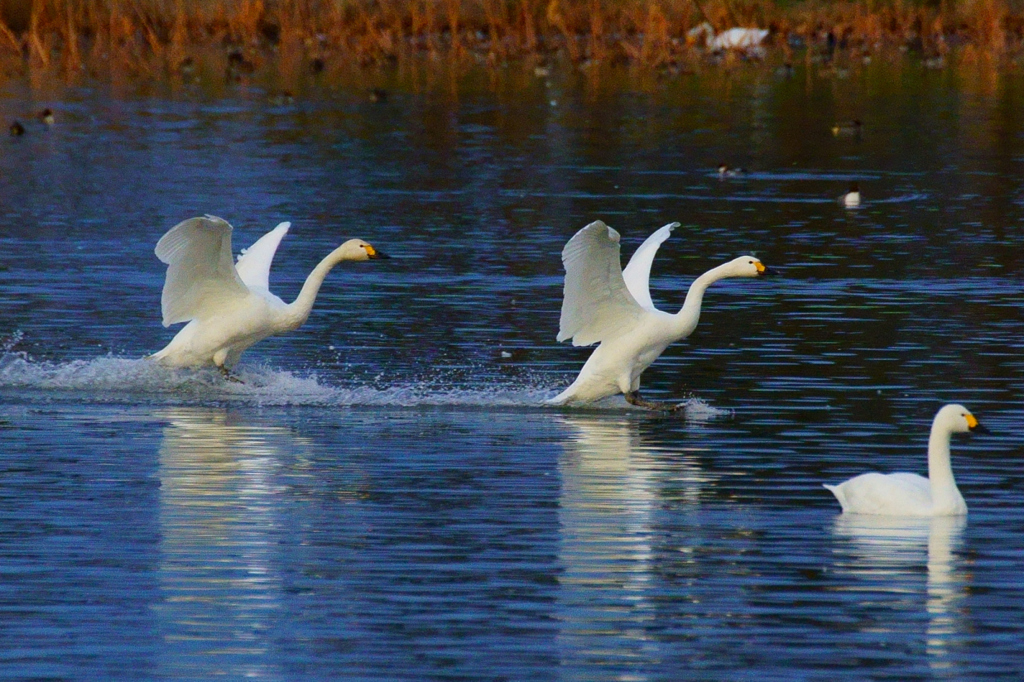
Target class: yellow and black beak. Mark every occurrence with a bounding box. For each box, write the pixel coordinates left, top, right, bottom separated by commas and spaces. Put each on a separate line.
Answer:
966, 413, 989, 434
363, 244, 390, 260
755, 260, 767, 276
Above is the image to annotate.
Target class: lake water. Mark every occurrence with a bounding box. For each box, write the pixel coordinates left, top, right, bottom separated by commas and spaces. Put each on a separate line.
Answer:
1, 58, 1024, 679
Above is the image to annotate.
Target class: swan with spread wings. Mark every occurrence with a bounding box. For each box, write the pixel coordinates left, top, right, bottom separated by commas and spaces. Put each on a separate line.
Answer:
150, 215, 386, 377
548, 220, 765, 409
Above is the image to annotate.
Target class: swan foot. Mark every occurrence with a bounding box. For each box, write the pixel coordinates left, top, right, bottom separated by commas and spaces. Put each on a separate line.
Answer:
624, 391, 685, 412
219, 366, 245, 384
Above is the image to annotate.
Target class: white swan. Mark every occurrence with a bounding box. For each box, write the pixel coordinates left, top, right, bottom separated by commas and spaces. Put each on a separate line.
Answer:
548, 221, 766, 409
150, 215, 387, 376
824, 404, 983, 517
687, 22, 769, 51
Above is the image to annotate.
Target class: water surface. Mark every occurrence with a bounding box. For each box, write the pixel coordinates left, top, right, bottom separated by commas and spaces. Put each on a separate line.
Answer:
1, 60, 1023, 679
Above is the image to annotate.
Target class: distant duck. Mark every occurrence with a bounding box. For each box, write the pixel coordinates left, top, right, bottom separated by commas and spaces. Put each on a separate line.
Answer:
832, 119, 862, 137
823, 404, 983, 517
37, 108, 54, 126
717, 163, 747, 178
687, 22, 769, 51
270, 91, 295, 106
368, 88, 388, 103
841, 183, 861, 208
9, 120, 24, 136
225, 48, 256, 81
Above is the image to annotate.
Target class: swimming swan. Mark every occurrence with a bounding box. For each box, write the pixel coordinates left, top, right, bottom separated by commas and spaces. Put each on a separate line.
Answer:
548, 221, 766, 410
687, 22, 769, 51
150, 215, 387, 377
824, 404, 983, 517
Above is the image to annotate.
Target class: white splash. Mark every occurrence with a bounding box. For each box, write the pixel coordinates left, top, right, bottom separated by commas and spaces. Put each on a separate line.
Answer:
0, 334, 732, 416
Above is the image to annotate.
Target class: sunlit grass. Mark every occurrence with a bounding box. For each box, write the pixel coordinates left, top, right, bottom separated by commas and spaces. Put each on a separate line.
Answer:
1, 0, 1023, 84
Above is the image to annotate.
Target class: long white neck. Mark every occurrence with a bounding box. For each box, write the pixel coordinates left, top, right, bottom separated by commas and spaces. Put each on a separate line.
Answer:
672, 263, 733, 338
284, 247, 350, 329
927, 421, 958, 493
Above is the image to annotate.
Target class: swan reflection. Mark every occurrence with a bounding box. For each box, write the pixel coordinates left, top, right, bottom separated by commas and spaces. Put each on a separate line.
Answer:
154, 407, 310, 679
831, 514, 968, 673
556, 415, 708, 675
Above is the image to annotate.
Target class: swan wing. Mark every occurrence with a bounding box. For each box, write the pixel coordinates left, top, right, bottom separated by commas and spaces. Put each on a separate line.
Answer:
154, 215, 249, 326
621, 222, 680, 310
235, 222, 291, 292
830, 472, 932, 515
556, 221, 644, 346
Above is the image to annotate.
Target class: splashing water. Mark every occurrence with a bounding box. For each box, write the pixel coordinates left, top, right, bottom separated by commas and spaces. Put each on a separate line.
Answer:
0, 339, 732, 417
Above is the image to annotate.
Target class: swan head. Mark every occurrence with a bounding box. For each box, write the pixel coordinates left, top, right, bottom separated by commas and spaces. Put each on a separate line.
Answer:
336, 239, 389, 261
722, 255, 766, 278
934, 404, 982, 435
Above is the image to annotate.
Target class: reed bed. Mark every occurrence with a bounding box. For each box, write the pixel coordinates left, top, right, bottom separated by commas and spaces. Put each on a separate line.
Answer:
1, 0, 1024, 83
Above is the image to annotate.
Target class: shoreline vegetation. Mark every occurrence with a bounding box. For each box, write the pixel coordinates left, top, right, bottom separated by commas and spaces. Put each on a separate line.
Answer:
1, 0, 1024, 85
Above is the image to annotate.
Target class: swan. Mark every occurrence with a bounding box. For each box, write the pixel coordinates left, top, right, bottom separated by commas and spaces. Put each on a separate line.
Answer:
823, 404, 984, 517
548, 221, 766, 410
687, 22, 769, 51
841, 183, 861, 208
150, 215, 387, 377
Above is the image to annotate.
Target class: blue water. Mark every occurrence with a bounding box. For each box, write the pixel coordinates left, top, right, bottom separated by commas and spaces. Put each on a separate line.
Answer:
2, 60, 1024, 679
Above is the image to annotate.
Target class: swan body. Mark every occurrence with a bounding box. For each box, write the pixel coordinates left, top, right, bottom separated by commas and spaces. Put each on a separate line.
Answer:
824, 404, 981, 517
150, 215, 386, 371
548, 221, 765, 407
688, 23, 768, 51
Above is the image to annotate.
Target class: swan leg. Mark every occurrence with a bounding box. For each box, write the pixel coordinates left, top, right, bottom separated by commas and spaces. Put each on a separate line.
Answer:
624, 391, 685, 412
219, 365, 245, 384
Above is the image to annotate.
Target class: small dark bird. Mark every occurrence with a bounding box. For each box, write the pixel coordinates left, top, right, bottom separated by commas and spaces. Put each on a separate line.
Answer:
368, 88, 388, 103
310, 57, 325, 74
9, 120, 24, 136
270, 91, 295, 106
37, 108, 54, 125
226, 49, 256, 82
832, 119, 862, 137
718, 163, 747, 178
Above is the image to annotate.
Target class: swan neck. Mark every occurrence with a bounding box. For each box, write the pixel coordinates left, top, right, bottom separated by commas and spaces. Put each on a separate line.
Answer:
927, 424, 957, 490
675, 265, 727, 333
287, 249, 345, 326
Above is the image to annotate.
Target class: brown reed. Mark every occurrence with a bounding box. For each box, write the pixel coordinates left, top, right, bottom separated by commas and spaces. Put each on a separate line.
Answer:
1, 0, 1024, 83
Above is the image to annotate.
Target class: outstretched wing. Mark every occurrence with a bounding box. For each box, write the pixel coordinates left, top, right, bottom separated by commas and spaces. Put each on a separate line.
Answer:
235, 222, 291, 292
556, 221, 644, 346
154, 215, 249, 326
621, 222, 680, 310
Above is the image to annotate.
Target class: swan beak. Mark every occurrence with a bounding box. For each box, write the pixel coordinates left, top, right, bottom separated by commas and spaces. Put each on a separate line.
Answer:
966, 414, 989, 433
755, 261, 766, 275
364, 245, 390, 260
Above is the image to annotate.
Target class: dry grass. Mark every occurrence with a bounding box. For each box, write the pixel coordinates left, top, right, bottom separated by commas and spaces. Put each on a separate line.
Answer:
2, 0, 1024, 83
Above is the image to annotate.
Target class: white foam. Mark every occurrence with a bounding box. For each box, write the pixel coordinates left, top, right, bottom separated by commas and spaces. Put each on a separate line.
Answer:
0, 338, 733, 416
0, 349, 558, 408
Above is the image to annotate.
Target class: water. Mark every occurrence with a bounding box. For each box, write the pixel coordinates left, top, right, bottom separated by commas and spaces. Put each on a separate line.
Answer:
2, 59, 1024, 678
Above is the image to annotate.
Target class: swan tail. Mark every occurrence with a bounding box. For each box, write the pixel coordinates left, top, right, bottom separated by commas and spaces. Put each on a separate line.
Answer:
546, 385, 576, 406
822, 483, 848, 511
